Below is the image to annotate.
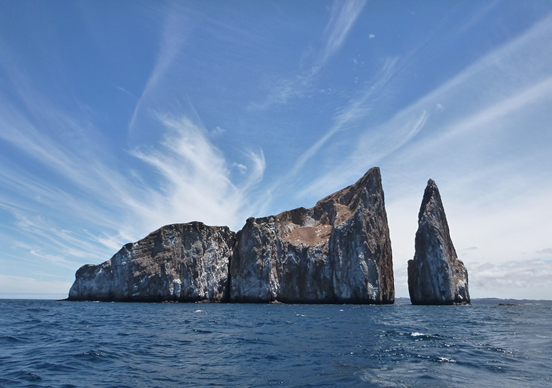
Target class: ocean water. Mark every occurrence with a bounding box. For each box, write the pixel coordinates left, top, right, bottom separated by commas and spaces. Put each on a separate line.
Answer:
1, 299, 551, 387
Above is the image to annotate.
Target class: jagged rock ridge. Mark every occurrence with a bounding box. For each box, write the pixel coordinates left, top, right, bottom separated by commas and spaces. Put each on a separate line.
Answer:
407, 179, 470, 305
68, 167, 395, 304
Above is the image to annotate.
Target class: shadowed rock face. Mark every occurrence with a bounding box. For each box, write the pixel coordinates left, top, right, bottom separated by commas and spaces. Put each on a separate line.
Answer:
408, 180, 470, 305
230, 167, 395, 304
68, 222, 235, 302
68, 167, 394, 304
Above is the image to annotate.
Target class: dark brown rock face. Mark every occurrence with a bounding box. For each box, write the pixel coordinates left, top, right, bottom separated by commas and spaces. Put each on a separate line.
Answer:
408, 180, 470, 305
229, 167, 394, 304
68, 222, 235, 302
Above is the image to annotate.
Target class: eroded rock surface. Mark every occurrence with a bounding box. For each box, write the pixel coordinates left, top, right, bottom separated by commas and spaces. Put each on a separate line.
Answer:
68, 222, 235, 302
230, 167, 395, 304
408, 180, 470, 305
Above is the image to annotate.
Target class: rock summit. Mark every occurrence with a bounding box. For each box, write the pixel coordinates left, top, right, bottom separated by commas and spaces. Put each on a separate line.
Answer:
407, 179, 470, 305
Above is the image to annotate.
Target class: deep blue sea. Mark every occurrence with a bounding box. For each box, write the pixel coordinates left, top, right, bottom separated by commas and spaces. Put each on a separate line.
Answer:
1, 299, 551, 387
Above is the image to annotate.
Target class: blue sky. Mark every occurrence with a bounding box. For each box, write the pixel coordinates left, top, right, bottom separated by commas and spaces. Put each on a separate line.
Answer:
1, 1, 551, 299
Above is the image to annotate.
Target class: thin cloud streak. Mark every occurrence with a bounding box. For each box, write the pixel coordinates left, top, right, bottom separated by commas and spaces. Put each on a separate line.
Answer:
279, 57, 400, 188
250, 0, 366, 110
317, 0, 367, 68
299, 107, 430, 199
128, 5, 193, 135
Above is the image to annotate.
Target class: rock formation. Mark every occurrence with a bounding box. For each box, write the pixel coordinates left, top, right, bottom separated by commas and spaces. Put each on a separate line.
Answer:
408, 179, 470, 305
68, 222, 235, 302
230, 167, 394, 303
68, 167, 395, 304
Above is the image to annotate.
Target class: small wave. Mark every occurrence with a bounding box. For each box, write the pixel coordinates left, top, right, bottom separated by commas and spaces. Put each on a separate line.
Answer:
0, 335, 22, 343
74, 350, 109, 362
26, 308, 49, 313
409, 332, 440, 340
235, 337, 274, 346
435, 356, 456, 363
192, 328, 212, 334
9, 370, 43, 382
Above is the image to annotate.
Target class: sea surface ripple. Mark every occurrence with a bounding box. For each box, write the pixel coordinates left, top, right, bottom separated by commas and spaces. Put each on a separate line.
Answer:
1, 299, 551, 387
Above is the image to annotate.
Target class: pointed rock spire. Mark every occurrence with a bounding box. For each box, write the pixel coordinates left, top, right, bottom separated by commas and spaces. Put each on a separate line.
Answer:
408, 179, 470, 305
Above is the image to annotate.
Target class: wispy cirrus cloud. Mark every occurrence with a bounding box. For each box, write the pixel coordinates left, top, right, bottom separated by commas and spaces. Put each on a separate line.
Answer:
299, 12, 552, 200
130, 114, 266, 230
285, 56, 400, 182
297, 100, 429, 199
250, 0, 366, 110
317, 0, 367, 68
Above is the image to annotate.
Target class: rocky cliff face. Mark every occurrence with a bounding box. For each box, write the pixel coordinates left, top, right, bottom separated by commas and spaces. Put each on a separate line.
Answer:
229, 167, 394, 303
68, 167, 395, 304
68, 222, 235, 302
407, 180, 470, 305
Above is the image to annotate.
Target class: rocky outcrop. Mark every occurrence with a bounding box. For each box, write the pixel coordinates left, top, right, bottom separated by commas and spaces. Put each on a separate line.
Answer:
68, 167, 395, 304
68, 222, 235, 302
229, 167, 394, 304
408, 180, 470, 305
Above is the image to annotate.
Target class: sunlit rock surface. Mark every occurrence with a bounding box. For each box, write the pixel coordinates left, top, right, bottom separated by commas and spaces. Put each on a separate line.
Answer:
408, 179, 470, 305
230, 167, 395, 304
68, 222, 235, 302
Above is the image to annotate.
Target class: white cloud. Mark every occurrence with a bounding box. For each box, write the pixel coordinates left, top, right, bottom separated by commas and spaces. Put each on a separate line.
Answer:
469, 259, 552, 299
234, 163, 248, 174
130, 114, 265, 230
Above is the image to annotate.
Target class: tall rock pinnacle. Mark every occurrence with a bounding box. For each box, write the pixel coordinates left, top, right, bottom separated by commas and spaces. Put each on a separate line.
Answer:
407, 179, 470, 305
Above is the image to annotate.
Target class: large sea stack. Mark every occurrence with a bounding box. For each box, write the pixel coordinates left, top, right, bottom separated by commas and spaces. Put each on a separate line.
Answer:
407, 179, 470, 305
68, 167, 395, 304
230, 167, 394, 304
68, 223, 235, 302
